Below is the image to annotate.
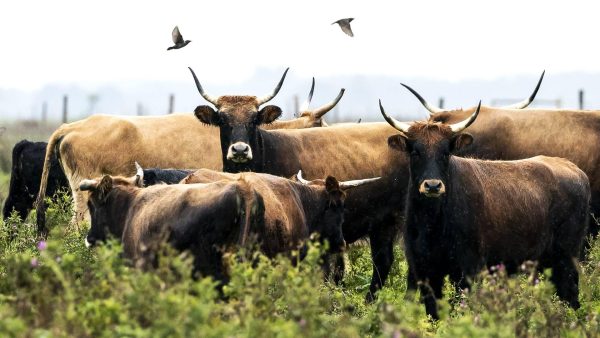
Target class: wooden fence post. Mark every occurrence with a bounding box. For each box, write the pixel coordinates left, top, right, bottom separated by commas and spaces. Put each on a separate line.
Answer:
62, 95, 68, 123
579, 89, 584, 110
438, 97, 445, 109
42, 102, 48, 123
168, 94, 175, 114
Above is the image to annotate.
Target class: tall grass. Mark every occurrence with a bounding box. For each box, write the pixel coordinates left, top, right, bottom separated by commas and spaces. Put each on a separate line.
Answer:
0, 192, 599, 337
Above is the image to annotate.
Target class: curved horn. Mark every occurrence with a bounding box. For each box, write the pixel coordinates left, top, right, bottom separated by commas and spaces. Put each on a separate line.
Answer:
500, 70, 545, 109
299, 77, 315, 112
134, 162, 144, 187
257, 67, 290, 106
339, 177, 381, 189
188, 67, 219, 106
449, 101, 481, 133
296, 170, 311, 185
400, 83, 444, 114
79, 179, 98, 191
313, 88, 345, 118
379, 99, 412, 133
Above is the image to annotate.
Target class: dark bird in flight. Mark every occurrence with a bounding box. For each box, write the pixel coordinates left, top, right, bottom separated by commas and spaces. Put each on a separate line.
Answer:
332, 18, 354, 37
167, 26, 191, 50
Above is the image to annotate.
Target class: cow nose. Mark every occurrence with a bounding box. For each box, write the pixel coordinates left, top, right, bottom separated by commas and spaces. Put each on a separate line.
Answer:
420, 179, 446, 196
232, 143, 249, 154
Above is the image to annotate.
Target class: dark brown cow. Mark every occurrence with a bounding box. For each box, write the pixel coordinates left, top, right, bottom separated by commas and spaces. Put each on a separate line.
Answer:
380, 101, 590, 320
82, 166, 376, 284
400, 77, 600, 243
188, 69, 542, 301
180, 169, 378, 280
36, 72, 343, 235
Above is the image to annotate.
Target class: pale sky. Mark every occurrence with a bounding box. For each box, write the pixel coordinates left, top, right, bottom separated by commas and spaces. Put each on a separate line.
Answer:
2, 0, 600, 91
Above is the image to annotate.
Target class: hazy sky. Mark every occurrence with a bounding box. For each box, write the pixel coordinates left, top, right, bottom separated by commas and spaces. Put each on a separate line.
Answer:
2, 0, 599, 90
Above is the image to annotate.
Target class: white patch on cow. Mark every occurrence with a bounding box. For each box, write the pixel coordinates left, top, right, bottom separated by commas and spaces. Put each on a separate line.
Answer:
85, 237, 92, 248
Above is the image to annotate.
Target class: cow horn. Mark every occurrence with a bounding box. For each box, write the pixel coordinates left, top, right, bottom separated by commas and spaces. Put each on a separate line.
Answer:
188, 67, 219, 106
379, 99, 412, 133
296, 170, 311, 185
256, 67, 289, 106
313, 88, 345, 118
499, 70, 545, 109
134, 162, 144, 179
339, 177, 381, 189
80, 179, 98, 191
449, 101, 481, 133
299, 77, 315, 112
400, 83, 445, 114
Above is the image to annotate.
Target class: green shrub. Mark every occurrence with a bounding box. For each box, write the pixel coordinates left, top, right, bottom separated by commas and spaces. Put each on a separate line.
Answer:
0, 194, 599, 337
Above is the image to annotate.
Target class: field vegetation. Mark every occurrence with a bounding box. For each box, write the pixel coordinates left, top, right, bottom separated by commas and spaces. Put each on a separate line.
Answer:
0, 123, 599, 337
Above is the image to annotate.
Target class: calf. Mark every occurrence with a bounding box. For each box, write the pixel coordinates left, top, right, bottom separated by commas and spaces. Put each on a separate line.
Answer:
380, 101, 590, 320
82, 165, 377, 283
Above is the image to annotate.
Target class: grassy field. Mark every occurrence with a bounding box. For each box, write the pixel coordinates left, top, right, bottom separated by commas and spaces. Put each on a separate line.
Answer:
0, 123, 599, 336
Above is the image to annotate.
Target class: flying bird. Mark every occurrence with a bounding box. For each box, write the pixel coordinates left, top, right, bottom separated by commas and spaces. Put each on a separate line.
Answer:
167, 26, 191, 50
332, 18, 354, 37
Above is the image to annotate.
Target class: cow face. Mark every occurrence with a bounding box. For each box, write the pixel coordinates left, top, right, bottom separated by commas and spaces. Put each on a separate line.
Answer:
194, 97, 282, 165
189, 67, 288, 171
80, 166, 144, 247
381, 100, 480, 199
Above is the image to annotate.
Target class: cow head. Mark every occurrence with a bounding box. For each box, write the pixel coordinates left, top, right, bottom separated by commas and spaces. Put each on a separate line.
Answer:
190, 67, 288, 171
296, 170, 380, 252
80, 163, 144, 247
189, 68, 345, 172
380, 100, 481, 198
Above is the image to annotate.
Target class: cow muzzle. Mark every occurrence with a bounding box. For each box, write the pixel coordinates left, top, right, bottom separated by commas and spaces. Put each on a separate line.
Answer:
227, 142, 253, 163
85, 236, 97, 248
419, 179, 446, 198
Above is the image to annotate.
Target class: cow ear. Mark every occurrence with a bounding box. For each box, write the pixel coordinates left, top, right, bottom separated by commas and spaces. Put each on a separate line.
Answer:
325, 176, 345, 207
388, 134, 408, 152
452, 133, 473, 152
97, 175, 113, 202
259, 105, 282, 124
194, 105, 220, 126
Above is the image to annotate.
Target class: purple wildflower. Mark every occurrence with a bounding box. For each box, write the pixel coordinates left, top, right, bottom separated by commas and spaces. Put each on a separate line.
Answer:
30, 258, 38, 267
37, 241, 47, 251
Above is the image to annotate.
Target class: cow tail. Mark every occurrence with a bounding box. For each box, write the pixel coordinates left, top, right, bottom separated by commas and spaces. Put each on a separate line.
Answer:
238, 189, 264, 248
35, 127, 67, 235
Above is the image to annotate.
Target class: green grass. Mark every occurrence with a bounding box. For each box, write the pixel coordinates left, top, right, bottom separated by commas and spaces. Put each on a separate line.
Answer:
0, 192, 599, 337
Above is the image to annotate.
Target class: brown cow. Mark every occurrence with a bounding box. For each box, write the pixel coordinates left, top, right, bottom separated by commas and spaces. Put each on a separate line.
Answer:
82, 165, 377, 284
188, 69, 542, 301
400, 75, 600, 244
36, 72, 344, 235
380, 100, 590, 320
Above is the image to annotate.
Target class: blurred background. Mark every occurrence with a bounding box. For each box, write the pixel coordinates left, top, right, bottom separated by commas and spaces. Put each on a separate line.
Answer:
2, 0, 600, 122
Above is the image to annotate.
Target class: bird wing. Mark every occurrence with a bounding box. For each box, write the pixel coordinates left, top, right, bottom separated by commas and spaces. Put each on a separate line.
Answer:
339, 21, 354, 37
172, 26, 184, 44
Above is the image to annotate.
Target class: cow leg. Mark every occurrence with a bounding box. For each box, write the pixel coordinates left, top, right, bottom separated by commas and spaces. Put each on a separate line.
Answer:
551, 255, 580, 309
366, 219, 398, 302
321, 253, 345, 285
420, 274, 444, 321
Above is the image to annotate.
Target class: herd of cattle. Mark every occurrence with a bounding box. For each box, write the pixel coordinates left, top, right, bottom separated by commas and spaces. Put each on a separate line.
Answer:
4, 68, 599, 319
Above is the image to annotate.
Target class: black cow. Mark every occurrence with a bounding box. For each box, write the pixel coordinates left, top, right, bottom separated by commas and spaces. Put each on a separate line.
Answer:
3, 140, 69, 221
380, 101, 590, 320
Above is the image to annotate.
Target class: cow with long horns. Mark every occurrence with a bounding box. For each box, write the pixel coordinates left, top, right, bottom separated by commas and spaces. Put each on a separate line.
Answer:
186, 68, 543, 301
399, 71, 600, 246
36, 73, 342, 235
379, 99, 590, 320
